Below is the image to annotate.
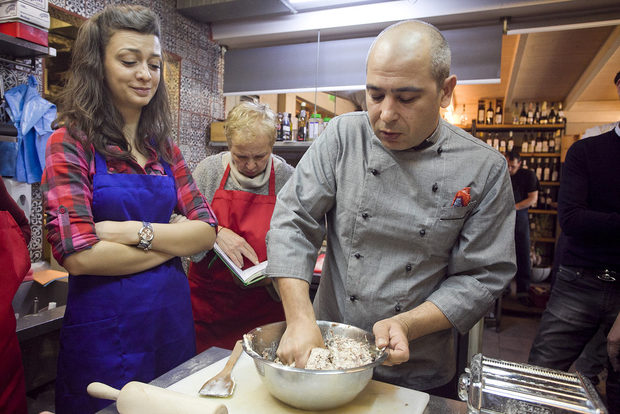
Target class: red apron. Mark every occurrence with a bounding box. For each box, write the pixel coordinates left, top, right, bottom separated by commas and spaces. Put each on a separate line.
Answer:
188, 161, 284, 352
0, 211, 30, 414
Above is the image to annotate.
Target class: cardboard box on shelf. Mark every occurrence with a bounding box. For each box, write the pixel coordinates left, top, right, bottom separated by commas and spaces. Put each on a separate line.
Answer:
210, 121, 226, 142
0, 21, 47, 46
0, 1, 50, 29
0, 0, 48, 11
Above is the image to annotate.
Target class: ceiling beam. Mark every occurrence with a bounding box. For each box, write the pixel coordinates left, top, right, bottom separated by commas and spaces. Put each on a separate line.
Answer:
564, 24, 620, 111
503, 33, 527, 108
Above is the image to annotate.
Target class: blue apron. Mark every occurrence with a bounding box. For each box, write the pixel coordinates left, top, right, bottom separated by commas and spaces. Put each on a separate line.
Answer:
55, 151, 196, 414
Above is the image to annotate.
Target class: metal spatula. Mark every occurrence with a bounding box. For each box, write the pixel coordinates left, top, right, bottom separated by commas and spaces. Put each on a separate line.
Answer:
199, 340, 243, 398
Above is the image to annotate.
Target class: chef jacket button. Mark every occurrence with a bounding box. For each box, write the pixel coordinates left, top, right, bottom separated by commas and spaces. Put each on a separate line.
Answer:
406, 263, 412, 271
362, 212, 369, 219
370, 168, 379, 176
437, 146, 443, 155
419, 229, 426, 236
395, 304, 402, 312
354, 253, 362, 259
432, 183, 438, 192
350, 295, 357, 302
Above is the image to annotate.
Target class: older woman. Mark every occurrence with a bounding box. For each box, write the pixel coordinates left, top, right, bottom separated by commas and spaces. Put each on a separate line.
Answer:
189, 101, 294, 352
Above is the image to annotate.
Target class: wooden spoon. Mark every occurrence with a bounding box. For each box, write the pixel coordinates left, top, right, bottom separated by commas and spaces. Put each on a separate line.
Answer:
199, 340, 243, 398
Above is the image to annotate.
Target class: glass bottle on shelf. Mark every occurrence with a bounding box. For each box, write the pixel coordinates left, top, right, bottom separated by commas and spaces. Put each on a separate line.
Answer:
548, 133, 555, 153
543, 158, 551, 181
527, 102, 534, 125
551, 158, 559, 182
494, 100, 503, 125
557, 102, 566, 124
534, 132, 543, 153
276, 112, 284, 141
535, 157, 543, 181
477, 100, 485, 124
522, 158, 528, 169
534, 102, 541, 124
541, 132, 549, 153
282, 112, 291, 140
540, 101, 548, 124
507, 131, 514, 152
486, 100, 494, 125
492, 133, 500, 151
459, 104, 468, 126
512, 102, 520, 124
529, 134, 536, 153
519, 102, 527, 125
545, 188, 553, 209
297, 102, 308, 141
521, 137, 529, 153
499, 136, 506, 153
548, 102, 557, 124
554, 129, 562, 153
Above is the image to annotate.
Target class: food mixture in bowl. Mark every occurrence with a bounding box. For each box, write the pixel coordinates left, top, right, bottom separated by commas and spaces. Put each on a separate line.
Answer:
264, 331, 375, 370
305, 334, 374, 370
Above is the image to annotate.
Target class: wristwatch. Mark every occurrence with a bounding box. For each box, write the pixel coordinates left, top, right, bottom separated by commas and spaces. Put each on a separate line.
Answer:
137, 221, 154, 251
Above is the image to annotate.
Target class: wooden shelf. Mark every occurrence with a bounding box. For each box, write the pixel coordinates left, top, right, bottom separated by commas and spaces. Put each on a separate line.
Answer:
539, 181, 560, 186
0, 32, 56, 70
532, 237, 556, 243
529, 209, 557, 215
473, 122, 565, 131
520, 152, 561, 157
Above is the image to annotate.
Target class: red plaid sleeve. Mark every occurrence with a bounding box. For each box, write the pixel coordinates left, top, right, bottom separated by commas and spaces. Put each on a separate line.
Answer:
168, 141, 218, 227
41, 128, 99, 264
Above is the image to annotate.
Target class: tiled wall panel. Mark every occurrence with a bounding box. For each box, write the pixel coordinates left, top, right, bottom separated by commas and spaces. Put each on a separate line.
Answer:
1, 0, 224, 262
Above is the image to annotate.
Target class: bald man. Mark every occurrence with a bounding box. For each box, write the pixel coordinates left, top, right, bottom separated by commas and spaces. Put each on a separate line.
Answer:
266, 20, 516, 395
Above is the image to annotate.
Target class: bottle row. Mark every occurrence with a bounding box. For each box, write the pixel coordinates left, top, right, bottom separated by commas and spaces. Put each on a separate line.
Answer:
275, 102, 332, 142
531, 185, 558, 210
523, 157, 561, 183
479, 130, 562, 154
529, 213, 556, 239
476, 99, 566, 126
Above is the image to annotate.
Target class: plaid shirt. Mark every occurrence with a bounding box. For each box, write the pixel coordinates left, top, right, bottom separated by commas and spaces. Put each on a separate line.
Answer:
41, 127, 217, 264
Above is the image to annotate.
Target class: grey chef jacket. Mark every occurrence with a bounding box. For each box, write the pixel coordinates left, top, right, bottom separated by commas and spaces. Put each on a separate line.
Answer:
266, 112, 516, 390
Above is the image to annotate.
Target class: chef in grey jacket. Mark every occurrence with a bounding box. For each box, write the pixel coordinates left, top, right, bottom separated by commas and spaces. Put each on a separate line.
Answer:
266, 20, 516, 394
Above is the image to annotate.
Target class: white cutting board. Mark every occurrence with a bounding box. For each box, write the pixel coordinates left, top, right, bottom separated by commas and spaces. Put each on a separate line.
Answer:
167, 353, 429, 414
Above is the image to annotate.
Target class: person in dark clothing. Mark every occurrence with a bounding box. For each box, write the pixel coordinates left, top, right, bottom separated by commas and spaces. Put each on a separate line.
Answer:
506, 151, 538, 305
528, 125, 620, 414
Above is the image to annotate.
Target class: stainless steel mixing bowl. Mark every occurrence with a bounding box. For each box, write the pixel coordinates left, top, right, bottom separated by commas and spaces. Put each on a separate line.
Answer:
242, 320, 387, 411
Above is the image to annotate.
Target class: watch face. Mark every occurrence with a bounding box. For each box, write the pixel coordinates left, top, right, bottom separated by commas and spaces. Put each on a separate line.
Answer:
140, 227, 154, 242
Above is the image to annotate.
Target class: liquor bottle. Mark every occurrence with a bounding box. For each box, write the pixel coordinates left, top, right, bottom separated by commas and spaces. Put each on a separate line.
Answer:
459, 104, 468, 126
484, 132, 492, 147
541, 132, 549, 153
507, 130, 514, 152
521, 138, 529, 153
527, 102, 534, 124
529, 134, 536, 153
529, 213, 536, 230
534, 133, 543, 153
519, 102, 527, 125
551, 158, 559, 182
494, 100, 503, 125
492, 133, 500, 151
545, 188, 553, 209
297, 102, 308, 141
548, 133, 555, 153
477, 100, 485, 124
486, 100, 494, 125
522, 158, 528, 169
535, 158, 543, 181
499, 136, 507, 153
512, 102, 520, 125
540, 101, 548, 124
282, 112, 291, 140
276, 112, 284, 141
548, 102, 557, 124
554, 129, 562, 153
534, 102, 541, 124
543, 158, 551, 181
557, 102, 566, 124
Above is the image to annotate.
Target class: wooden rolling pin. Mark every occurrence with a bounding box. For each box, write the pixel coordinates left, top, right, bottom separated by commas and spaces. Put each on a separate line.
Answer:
87, 381, 228, 414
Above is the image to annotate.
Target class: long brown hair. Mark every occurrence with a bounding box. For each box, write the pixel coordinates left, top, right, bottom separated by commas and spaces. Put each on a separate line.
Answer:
55, 5, 173, 162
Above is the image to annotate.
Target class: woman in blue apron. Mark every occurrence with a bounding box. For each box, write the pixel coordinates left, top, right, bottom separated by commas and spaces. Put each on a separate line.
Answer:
41, 6, 217, 413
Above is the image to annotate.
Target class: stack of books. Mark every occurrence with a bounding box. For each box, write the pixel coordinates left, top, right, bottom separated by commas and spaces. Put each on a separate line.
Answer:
0, 0, 50, 46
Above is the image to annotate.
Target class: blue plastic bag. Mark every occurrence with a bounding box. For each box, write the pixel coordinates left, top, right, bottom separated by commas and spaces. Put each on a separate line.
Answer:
4, 75, 56, 183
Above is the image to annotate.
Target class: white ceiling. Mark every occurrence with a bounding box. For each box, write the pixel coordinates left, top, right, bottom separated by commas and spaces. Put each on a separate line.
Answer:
177, 0, 620, 113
